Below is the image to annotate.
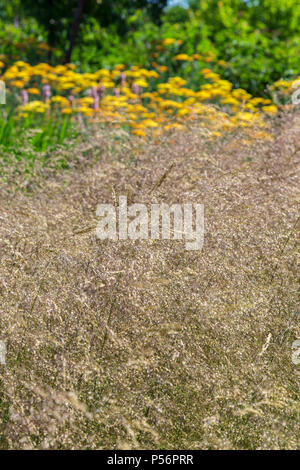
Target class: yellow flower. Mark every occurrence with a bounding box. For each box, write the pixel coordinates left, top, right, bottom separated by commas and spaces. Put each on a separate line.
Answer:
59, 82, 76, 90
177, 108, 189, 117
78, 97, 94, 105
132, 129, 146, 136
134, 79, 148, 88
159, 100, 181, 109
96, 69, 110, 77
128, 113, 138, 121
72, 87, 82, 94
142, 119, 158, 128
129, 122, 145, 129
11, 80, 25, 88
141, 92, 154, 99
201, 68, 212, 75
19, 100, 49, 114
162, 38, 176, 46
51, 96, 67, 103
14, 60, 28, 67
157, 66, 168, 73
142, 112, 155, 119
27, 88, 40, 95
173, 54, 193, 61
114, 64, 126, 70
220, 97, 239, 106
250, 97, 265, 105
164, 123, 185, 131
77, 106, 93, 116
100, 81, 115, 88
262, 105, 277, 114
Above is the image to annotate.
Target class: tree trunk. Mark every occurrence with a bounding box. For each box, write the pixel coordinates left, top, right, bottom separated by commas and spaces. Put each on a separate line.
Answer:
14, 15, 20, 28
65, 0, 86, 63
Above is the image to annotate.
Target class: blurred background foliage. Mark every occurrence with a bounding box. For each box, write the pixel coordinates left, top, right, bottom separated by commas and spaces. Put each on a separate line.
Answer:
0, 0, 299, 97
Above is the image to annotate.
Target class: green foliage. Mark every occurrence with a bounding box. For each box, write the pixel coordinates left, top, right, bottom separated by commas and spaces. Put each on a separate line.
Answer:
18, 0, 167, 60
246, 0, 300, 38
0, 18, 50, 63
0, 0, 300, 97
163, 5, 190, 23
0, 109, 77, 153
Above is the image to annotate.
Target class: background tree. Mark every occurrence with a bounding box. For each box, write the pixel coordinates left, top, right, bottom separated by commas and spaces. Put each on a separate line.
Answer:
20, 0, 168, 63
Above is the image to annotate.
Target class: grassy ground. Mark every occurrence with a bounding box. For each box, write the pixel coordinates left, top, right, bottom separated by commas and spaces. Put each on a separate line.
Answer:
0, 111, 299, 449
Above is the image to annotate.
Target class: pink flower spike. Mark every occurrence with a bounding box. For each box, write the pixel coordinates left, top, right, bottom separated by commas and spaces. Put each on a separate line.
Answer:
21, 89, 28, 105
68, 95, 75, 107
132, 83, 140, 95
120, 72, 126, 86
42, 84, 51, 101
91, 86, 99, 110
98, 84, 105, 99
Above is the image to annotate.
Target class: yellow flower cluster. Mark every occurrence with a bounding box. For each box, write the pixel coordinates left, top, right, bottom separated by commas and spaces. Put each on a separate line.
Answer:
0, 54, 278, 139
271, 76, 300, 107
271, 77, 300, 93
